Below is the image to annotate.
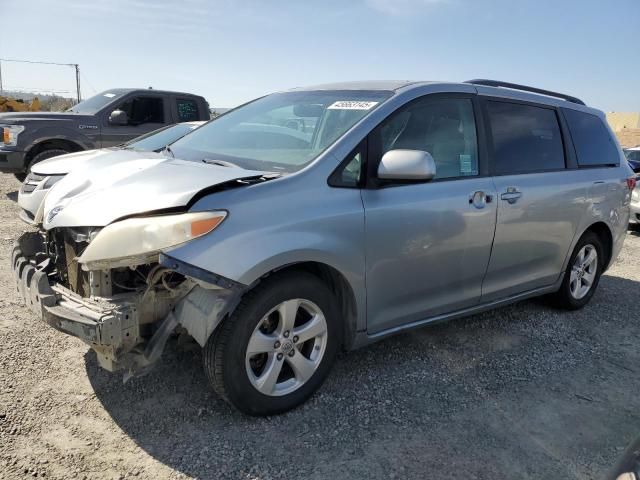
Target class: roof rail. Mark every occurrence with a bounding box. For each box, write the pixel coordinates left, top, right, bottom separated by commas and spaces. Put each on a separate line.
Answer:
464, 79, 585, 106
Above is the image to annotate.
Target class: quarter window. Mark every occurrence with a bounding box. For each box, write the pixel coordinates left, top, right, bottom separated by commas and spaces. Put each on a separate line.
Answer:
177, 98, 200, 122
376, 97, 479, 179
563, 108, 619, 167
330, 151, 363, 187
487, 101, 565, 174
116, 96, 164, 125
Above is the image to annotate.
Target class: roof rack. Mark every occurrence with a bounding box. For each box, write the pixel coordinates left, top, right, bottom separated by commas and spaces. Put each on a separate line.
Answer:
464, 79, 585, 106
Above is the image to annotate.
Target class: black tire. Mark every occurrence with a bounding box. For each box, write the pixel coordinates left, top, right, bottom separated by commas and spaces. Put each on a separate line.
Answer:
552, 231, 604, 310
15, 148, 70, 182
203, 271, 341, 416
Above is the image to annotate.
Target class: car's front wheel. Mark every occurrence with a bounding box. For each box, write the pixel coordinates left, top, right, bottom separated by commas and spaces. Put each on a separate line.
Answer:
203, 271, 340, 416
15, 148, 70, 182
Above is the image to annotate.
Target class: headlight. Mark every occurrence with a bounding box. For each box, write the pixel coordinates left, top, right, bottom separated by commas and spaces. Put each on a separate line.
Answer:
1, 125, 25, 147
77, 210, 226, 269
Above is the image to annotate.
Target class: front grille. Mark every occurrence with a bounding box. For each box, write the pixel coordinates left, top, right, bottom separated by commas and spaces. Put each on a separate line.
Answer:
21, 183, 37, 193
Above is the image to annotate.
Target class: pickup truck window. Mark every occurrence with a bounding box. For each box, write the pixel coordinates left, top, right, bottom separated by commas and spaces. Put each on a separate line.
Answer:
177, 98, 199, 122
66, 90, 127, 114
115, 96, 164, 125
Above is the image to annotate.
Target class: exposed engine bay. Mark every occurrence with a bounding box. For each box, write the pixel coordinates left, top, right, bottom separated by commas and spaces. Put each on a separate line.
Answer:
13, 227, 244, 378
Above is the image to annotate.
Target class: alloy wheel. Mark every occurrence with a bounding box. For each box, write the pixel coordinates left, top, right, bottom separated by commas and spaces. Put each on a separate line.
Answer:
569, 244, 598, 300
245, 299, 328, 397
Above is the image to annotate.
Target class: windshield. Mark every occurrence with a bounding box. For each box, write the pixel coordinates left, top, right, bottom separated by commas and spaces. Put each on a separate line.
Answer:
169, 90, 392, 173
67, 90, 128, 114
123, 123, 201, 151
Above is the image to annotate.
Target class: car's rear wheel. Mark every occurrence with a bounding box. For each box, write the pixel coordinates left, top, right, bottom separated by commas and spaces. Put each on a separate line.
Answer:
203, 271, 340, 416
553, 231, 604, 309
15, 148, 70, 182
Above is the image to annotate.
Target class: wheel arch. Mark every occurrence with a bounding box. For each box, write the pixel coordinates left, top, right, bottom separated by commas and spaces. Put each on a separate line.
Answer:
248, 261, 359, 350
25, 138, 85, 166
581, 221, 614, 270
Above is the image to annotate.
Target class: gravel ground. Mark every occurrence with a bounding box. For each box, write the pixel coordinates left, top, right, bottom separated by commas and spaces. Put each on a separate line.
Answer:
1, 173, 639, 480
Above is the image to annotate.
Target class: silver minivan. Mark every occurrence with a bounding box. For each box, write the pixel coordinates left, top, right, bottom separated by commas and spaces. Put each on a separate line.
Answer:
12, 80, 635, 415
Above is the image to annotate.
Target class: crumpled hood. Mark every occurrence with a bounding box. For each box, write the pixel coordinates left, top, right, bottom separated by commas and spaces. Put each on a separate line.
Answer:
31, 148, 125, 175
33, 148, 167, 176
43, 157, 269, 229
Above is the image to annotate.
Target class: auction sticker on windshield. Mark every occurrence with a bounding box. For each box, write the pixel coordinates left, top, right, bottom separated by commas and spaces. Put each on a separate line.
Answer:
327, 101, 379, 110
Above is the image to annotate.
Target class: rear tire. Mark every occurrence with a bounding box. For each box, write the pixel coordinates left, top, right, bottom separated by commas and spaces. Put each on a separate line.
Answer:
203, 272, 341, 416
552, 231, 604, 310
15, 148, 70, 182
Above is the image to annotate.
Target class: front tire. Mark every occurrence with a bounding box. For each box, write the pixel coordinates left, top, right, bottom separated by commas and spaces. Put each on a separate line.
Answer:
15, 148, 70, 182
553, 232, 604, 310
203, 272, 341, 416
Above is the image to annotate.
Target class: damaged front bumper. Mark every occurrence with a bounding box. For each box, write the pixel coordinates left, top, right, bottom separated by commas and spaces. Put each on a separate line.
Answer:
12, 231, 244, 377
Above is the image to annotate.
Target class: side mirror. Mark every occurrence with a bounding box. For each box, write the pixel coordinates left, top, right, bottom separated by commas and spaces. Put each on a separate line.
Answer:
108, 109, 128, 126
377, 149, 436, 182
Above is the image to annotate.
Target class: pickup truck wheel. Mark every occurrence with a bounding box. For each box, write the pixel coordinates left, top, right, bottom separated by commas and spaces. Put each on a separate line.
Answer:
15, 148, 70, 182
203, 272, 340, 416
552, 232, 604, 310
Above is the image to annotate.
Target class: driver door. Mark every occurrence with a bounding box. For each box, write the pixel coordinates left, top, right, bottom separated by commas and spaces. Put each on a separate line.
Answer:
101, 94, 170, 147
361, 95, 498, 334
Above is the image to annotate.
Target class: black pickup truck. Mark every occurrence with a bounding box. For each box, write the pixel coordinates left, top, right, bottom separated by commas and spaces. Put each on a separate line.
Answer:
0, 88, 209, 180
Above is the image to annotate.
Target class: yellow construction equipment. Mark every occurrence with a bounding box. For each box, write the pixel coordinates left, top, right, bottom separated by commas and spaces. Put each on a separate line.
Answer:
0, 96, 41, 112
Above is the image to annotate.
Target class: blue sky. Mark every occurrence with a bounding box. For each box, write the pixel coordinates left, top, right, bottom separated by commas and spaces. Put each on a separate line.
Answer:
1, 0, 639, 111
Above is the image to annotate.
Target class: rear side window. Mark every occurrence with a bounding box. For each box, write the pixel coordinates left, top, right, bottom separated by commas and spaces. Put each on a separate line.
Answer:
487, 101, 565, 174
177, 98, 200, 122
563, 109, 619, 167
116, 96, 164, 125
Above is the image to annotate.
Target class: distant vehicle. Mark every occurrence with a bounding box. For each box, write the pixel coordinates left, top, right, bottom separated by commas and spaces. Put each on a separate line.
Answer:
17, 121, 205, 224
12, 80, 636, 415
0, 95, 40, 113
0, 88, 209, 180
624, 146, 640, 173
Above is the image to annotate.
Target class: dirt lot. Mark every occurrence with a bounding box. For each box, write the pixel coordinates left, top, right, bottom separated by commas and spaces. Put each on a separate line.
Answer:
1, 173, 639, 480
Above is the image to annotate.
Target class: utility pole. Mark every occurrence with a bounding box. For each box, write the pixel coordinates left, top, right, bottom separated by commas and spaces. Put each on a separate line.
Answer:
0, 58, 81, 101
74, 64, 81, 103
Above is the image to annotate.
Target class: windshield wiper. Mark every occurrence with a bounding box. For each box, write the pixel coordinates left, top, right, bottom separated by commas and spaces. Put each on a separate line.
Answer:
202, 158, 242, 168
162, 145, 175, 158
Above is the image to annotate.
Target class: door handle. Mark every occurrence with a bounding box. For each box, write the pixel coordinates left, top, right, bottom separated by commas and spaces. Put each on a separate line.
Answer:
469, 191, 492, 209
500, 187, 522, 204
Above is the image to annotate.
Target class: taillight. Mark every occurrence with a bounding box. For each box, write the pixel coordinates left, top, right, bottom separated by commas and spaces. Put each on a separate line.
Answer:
627, 176, 637, 191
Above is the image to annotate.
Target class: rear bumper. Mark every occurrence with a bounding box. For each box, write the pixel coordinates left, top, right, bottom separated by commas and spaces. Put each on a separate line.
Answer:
0, 150, 27, 173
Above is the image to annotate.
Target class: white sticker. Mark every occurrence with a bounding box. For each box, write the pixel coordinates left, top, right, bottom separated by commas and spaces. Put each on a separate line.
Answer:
459, 154, 473, 174
103, 93, 116, 98
327, 101, 378, 110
